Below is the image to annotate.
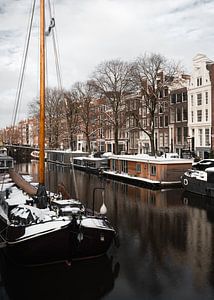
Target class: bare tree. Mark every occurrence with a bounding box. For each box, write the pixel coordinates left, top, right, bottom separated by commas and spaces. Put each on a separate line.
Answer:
46, 88, 65, 148
131, 53, 182, 155
63, 90, 79, 150
28, 88, 64, 149
92, 59, 134, 154
71, 81, 96, 153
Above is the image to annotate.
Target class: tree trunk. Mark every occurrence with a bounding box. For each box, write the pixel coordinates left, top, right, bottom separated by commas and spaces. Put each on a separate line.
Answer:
86, 134, 91, 154
114, 127, 119, 155
150, 135, 155, 156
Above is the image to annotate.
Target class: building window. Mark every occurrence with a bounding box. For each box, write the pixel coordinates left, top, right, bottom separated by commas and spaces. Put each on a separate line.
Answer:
151, 165, 156, 176
164, 133, 168, 146
199, 129, 203, 146
159, 116, 163, 127
197, 93, 202, 105
205, 91, 208, 104
205, 129, 210, 146
183, 92, 187, 102
197, 110, 202, 122
184, 127, 188, 140
170, 109, 175, 123
164, 115, 168, 127
136, 164, 141, 173
154, 117, 158, 128
176, 108, 181, 122
183, 108, 187, 121
191, 111, 194, 123
205, 109, 208, 122
177, 127, 182, 144
171, 94, 176, 104
160, 133, 163, 147
197, 77, 202, 86
191, 95, 194, 106
177, 93, 182, 103
159, 104, 164, 113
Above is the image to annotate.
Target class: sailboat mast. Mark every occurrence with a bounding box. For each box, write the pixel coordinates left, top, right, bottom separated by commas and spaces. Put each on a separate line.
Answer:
39, 0, 45, 185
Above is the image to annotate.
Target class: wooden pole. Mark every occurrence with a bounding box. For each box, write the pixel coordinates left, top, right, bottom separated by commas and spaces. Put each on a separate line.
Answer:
39, 0, 45, 185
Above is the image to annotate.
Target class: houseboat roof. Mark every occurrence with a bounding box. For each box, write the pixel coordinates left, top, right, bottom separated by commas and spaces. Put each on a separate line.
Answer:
83, 157, 108, 161
46, 149, 88, 154
109, 154, 193, 165
0, 155, 13, 160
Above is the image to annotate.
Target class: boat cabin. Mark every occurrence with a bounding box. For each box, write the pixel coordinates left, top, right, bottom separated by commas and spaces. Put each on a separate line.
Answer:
107, 154, 193, 187
72, 156, 109, 173
0, 147, 7, 156
0, 155, 14, 173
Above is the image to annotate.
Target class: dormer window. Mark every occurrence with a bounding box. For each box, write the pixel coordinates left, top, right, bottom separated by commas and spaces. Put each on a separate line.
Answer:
197, 77, 202, 86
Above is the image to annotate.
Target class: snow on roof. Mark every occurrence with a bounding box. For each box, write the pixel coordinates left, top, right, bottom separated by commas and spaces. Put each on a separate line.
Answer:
108, 154, 193, 164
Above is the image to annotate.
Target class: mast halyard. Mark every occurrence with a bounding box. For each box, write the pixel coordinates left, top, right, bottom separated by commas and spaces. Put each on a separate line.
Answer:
39, 0, 45, 186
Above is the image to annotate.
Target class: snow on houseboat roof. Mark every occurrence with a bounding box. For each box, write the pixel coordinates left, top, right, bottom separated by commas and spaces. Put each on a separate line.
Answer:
108, 154, 193, 164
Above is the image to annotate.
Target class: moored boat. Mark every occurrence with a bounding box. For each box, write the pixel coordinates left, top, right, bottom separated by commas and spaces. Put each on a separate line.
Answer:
181, 166, 214, 198
0, 147, 14, 173
104, 154, 193, 189
72, 156, 109, 174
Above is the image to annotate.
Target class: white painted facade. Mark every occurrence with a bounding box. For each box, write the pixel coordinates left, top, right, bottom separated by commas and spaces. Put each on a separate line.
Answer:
188, 54, 213, 159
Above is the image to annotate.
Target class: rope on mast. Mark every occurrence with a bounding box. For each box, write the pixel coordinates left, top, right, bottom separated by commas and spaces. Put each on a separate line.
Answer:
11, 0, 36, 130
46, 0, 79, 199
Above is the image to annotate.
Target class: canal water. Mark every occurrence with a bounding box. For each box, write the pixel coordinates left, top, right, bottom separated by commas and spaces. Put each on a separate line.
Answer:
1, 161, 214, 300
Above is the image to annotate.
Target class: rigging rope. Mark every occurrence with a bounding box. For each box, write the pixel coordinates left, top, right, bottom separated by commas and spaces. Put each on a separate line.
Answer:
11, 0, 36, 129
47, 0, 79, 199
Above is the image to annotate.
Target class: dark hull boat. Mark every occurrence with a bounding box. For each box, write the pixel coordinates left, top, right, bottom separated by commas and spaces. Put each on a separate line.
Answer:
0, 192, 116, 265
181, 167, 214, 198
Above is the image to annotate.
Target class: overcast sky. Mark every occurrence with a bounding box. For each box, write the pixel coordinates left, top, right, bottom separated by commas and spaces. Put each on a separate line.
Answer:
0, 0, 214, 128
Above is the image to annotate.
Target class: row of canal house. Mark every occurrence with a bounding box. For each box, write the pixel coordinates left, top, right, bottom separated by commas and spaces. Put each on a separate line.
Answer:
1, 53, 214, 160
77, 53, 214, 159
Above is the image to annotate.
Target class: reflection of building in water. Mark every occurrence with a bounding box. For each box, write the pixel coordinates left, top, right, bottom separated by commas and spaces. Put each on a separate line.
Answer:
112, 183, 213, 292
187, 207, 212, 289
124, 185, 184, 208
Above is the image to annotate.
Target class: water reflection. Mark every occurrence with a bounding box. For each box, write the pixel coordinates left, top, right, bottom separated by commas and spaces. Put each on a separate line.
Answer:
6, 162, 214, 299
0, 253, 119, 300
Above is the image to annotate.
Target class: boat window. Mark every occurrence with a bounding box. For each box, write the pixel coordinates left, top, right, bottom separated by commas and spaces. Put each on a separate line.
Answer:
121, 160, 128, 173
151, 165, 156, 176
112, 159, 116, 171
7, 161, 13, 168
136, 164, 141, 173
